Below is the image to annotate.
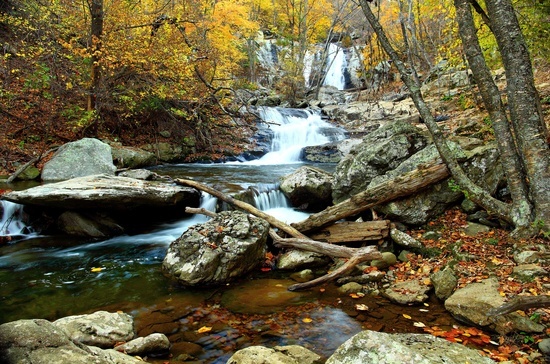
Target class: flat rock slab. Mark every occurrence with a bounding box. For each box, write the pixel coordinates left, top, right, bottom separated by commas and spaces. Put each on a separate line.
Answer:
1, 174, 200, 210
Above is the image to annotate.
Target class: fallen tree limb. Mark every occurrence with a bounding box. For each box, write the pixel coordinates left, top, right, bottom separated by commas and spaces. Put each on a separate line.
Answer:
6, 147, 59, 183
186, 207, 217, 218
269, 230, 382, 291
292, 162, 449, 233
308, 220, 390, 244
487, 295, 550, 316
175, 178, 308, 239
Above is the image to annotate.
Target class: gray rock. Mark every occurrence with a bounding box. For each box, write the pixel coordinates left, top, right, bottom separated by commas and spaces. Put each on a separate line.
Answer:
280, 166, 334, 210
142, 142, 190, 163
227, 345, 322, 364
115, 333, 170, 356
2, 174, 200, 210
42, 138, 116, 181
513, 264, 547, 281
381, 280, 431, 305
462, 222, 491, 236
325, 330, 494, 364
0, 319, 142, 364
57, 211, 124, 238
118, 169, 155, 180
338, 282, 364, 294
162, 211, 270, 286
390, 228, 423, 249
370, 252, 397, 269
277, 249, 331, 270
301, 143, 342, 163
53, 311, 135, 349
290, 269, 315, 283
514, 251, 542, 265
444, 278, 545, 334
111, 145, 156, 169
332, 121, 428, 204
430, 267, 457, 300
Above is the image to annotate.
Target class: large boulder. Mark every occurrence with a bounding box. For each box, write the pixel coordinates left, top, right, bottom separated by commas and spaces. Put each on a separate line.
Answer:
373, 141, 503, 225
56, 211, 124, 238
279, 166, 334, 210
332, 121, 429, 203
53, 311, 135, 349
227, 345, 322, 364
1, 174, 200, 210
444, 278, 545, 334
325, 330, 494, 364
0, 319, 142, 364
162, 210, 270, 286
41, 138, 116, 181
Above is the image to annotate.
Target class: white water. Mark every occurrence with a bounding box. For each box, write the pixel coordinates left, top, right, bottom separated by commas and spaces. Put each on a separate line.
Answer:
249, 107, 344, 165
250, 184, 309, 224
0, 200, 34, 237
323, 43, 347, 90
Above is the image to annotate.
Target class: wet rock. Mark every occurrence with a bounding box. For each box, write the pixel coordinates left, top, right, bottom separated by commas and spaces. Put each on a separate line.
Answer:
337, 271, 385, 285
2, 174, 201, 211
279, 166, 334, 211
227, 345, 322, 364
162, 210, 270, 286
14, 165, 40, 181
53, 311, 135, 349
115, 333, 170, 356
462, 221, 491, 236
332, 121, 428, 204
338, 282, 364, 294
277, 249, 331, 270
57, 211, 124, 238
290, 269, 315, 283
444, 278, 545, 334
381, 280, 431, 305
325, 330, 494, 364
430, 267, 457, 300
41, 138, 116, 181
0, 319, 142, 364
111, 145, 156, 169
118, 169, 155, 180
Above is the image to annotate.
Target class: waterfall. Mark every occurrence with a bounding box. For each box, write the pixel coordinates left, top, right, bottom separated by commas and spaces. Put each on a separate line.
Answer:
323, 43, 347, 90
0, 200, 34, 238
251, 107, 345, 165
250, 184, 309, 224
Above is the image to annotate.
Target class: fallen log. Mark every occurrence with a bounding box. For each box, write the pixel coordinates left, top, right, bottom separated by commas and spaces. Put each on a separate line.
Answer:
269, 230, 382, 291
291, 162, 449, 233
308, 220, 390, 244
487, 295, 550, 316
175, 178, 308, 239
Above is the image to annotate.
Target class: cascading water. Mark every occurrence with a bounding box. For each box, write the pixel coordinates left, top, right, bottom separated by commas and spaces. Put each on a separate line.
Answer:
0, 200, 34, 238
249, 184, 309, 223
323, 43, 347, 90
252, 106, 346, 164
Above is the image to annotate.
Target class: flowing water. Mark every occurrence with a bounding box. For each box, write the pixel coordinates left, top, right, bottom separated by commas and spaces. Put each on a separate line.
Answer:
0, 106, 460, 362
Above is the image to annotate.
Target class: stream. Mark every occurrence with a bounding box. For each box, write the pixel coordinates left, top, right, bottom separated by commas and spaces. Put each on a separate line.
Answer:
0, 107, 461, 363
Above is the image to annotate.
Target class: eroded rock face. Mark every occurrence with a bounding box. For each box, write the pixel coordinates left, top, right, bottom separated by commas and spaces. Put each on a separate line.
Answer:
162, 210, 270, 286
41, 138, 117, 181
325, 330, 494, 364
279, 166, 334, 211
332, 121, 428, 204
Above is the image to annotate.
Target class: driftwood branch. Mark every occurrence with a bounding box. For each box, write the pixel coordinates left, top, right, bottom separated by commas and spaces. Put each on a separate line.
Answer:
185, 206, 217, 218
6, 147, 59, 183
487, 295, 550, 316
269, 230, 382, 291
175, 178, 308, 239
292, 162, 449, 233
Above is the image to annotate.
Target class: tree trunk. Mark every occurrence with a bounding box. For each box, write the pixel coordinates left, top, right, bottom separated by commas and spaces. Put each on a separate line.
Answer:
484, 0, 550, 229
87, 0, 103, 113
292, 161, 449, 233
453, 0, 532, 228
358, 0, 513, 225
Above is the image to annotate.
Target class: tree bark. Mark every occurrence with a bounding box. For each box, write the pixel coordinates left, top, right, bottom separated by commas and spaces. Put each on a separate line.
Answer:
292, 161, 450, 233
484, 0, 550, 229
487, 295, 550, 316
174, 178, 308, 239
358, 0, 513, 225
308, 220, 390, 244
454, 0, 532, 228
269, 230, 382, 291
87, 0, 103, 114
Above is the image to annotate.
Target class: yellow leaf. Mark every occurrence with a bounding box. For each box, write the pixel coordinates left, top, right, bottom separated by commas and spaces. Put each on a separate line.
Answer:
499, 291, 506, 297
91, 267, 103, 272
302, 317, 313, 323
355, 304, 369, 311
402, 314, 412, 319
197, 326, 212, 333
